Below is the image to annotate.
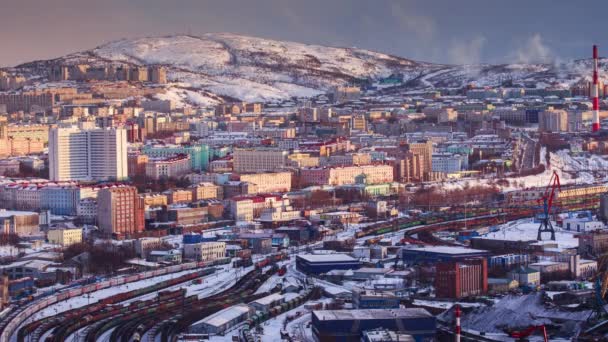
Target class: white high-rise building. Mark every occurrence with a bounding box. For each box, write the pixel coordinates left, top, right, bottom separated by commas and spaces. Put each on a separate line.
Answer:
49, 126, 128, 181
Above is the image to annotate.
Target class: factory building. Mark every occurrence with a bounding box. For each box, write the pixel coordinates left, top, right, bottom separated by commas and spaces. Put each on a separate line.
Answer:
400, 246, 490, 264
296, 254, 361, 275
435, 258, 488, 299
311, 308, 436, 342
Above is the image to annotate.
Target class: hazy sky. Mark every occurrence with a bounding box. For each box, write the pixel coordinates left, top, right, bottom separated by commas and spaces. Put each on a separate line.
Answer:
1, 0, 606, 67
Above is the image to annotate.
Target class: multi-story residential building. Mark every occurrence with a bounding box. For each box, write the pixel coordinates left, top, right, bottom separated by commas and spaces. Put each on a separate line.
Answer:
97, 186, 144, 237
407, 140, 433, 174
230, 197, 254, 222
300, 165, 394, 186
149, 66, 167, 84
238, 172, 292, 193
190, 183, 221, 201
183, 242, 226, 262
0, 92, 54, 113
49, 126, 128, 181
141, 194, 168, 207
255, 127, 296, 139
393, 152, 424, 183
259, 199, 301, 224
47, 228, 82, 246
165, 189, 193, 204
40, 185, 97, 216
127, 153, 149, 177
134, 237, 163, 258
324, 153, 372, 167
287, 153, 320, 168
145, 154, 191, 180
142, 144, 210, 171
432, 153, 468, 173
0, 210, 39, 236
77, 198, 97, 224
539, 109, 568, 132
7, 124, 50, 143
233, 148, 289, 173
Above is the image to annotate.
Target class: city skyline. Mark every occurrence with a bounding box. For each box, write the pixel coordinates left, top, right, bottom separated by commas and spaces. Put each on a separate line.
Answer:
2, 0, 608, 67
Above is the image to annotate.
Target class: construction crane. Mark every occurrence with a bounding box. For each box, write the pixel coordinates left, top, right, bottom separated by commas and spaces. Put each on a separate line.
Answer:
537, 171, 561, 241
508, 325, 548, 341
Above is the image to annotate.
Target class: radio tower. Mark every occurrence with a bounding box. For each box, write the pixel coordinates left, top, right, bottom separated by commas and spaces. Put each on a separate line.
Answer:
592, 45, 601, 132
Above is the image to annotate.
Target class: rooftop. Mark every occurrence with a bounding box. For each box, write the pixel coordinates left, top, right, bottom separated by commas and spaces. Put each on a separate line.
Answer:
401, 245, 488, 255
199, 304, 251, 328
313, 308, 432, 321
250, 293, 284, 306
297, 253, 358, 263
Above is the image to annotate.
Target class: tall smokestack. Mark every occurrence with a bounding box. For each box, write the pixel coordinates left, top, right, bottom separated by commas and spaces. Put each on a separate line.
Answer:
593, 45, 601, 132
455, 304, 461, 342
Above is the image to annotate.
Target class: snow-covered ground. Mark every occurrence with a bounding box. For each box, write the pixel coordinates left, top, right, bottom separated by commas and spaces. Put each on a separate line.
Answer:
477, 218, 579, 249
25, 269, 198, 323
439, 148, 605, 193
457, 293, 591, 337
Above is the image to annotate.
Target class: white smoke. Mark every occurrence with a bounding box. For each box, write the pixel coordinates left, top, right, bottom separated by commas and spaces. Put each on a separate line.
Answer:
514, 33, 553, 64
447, 35, 486, 65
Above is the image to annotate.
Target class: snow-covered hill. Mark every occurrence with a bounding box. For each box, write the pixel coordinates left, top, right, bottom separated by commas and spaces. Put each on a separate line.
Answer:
11, 33, 608, 102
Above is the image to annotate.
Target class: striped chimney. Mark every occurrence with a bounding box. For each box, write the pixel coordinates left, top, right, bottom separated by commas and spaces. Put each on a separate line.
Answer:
455, 304, 461, 342
592, 45, 600, 132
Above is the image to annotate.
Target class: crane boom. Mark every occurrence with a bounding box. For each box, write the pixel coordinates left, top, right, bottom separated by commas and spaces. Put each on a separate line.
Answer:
537, 171, 560, 241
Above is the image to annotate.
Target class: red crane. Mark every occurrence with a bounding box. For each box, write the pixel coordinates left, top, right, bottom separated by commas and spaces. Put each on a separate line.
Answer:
508, 325, 548, 341
537, 171, 561, 241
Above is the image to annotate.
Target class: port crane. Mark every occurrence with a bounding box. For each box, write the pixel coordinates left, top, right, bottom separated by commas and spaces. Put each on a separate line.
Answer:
537, 171, 560, 241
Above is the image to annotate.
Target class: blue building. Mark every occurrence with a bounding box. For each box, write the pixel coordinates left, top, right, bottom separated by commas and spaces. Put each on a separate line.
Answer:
142, 143, 210, 171
489, 254, 530, 269
296, 254, 361, 275
401, 246, 490, 264
312, 308, 436, 342
40, 185, 94, 216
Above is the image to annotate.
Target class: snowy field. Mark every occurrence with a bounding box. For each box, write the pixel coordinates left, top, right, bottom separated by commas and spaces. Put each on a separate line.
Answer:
477, 218, 579, 249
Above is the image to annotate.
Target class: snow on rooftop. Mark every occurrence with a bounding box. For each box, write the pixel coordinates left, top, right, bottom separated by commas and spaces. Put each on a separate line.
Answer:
402, 245, 488, 255
476, 218, 579, 249
297, 253, 358, 263
313, 308, 432, 321
197, 303, 251, 328
250, 293, 284, 306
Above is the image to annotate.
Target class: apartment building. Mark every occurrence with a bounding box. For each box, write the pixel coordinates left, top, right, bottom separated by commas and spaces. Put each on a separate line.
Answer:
97, 186, 145, 237
49, 126, 128, 181
238, 172, 292, 193
233, 148, 289, 173
300, 165, 394, 186
145, 154, 191, 180
183, 242, 226, 262
47, 228, 83, 246
539, 109, 568, 132
191, 183, 221, 201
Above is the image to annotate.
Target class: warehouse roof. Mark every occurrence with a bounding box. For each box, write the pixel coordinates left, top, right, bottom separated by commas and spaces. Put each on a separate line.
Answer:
313, 308, 432, 321
250, 293, 284, 306
200, 304, 251, 328
297, 253, 358, 263
401, 246, 488, 255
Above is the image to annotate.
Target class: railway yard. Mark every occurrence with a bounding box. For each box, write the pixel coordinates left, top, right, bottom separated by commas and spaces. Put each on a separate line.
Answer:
1, 182, 608, 342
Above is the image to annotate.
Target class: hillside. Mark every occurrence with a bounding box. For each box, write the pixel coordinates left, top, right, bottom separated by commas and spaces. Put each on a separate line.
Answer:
9, 33, 608, 103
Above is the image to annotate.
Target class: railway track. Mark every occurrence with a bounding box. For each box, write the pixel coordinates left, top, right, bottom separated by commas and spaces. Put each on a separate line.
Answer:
17, 267, 219, 342
19, 254, 287, 342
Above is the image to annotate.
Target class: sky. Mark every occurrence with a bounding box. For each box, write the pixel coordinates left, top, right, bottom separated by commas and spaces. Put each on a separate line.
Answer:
1, 0, 606, 67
